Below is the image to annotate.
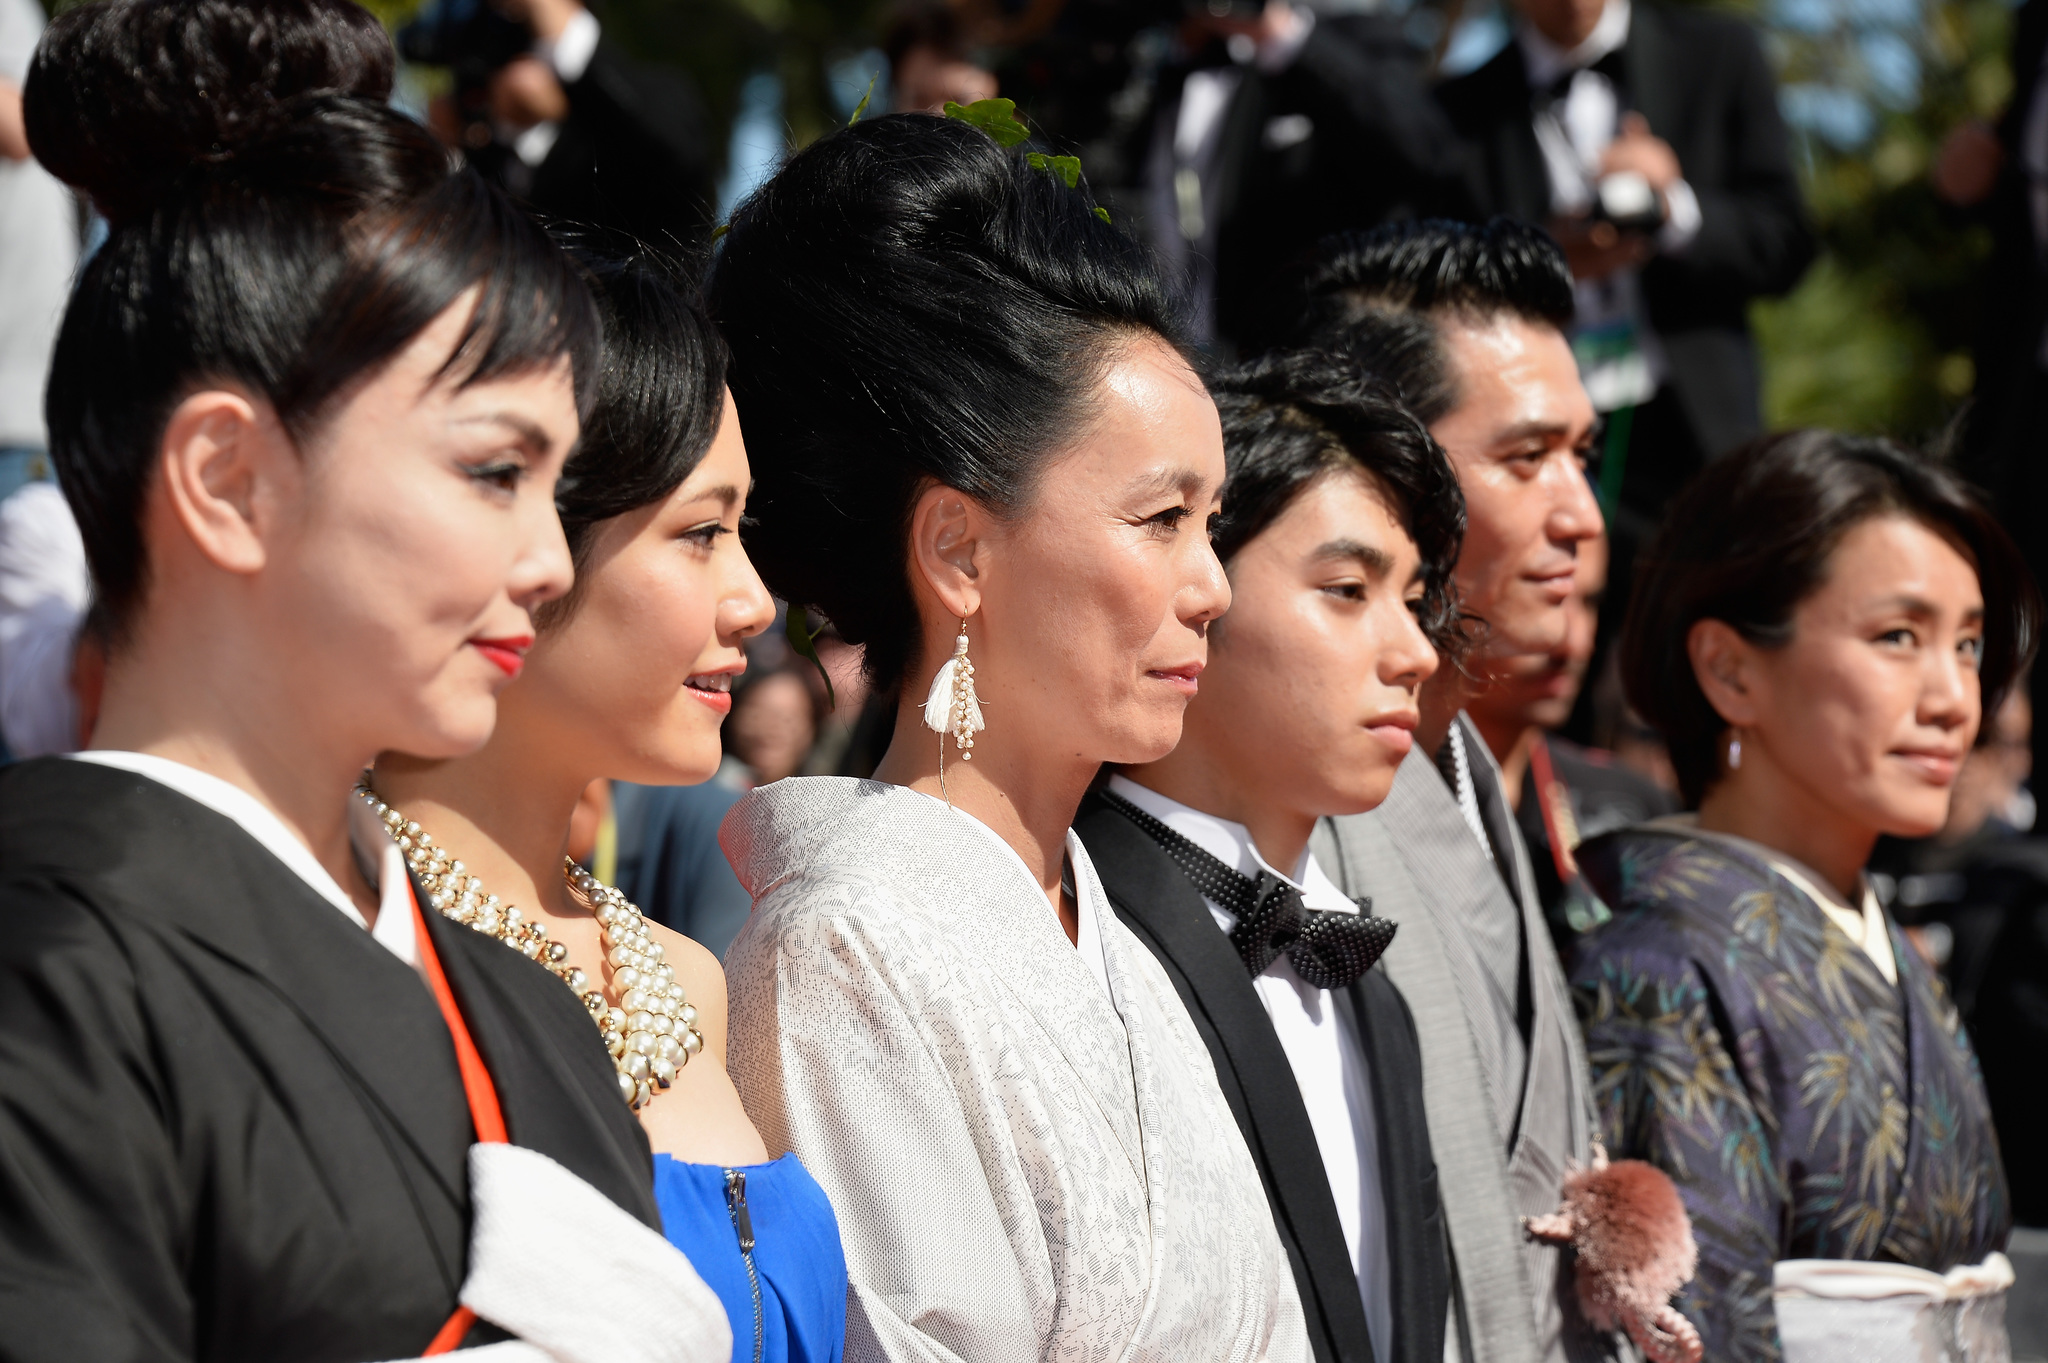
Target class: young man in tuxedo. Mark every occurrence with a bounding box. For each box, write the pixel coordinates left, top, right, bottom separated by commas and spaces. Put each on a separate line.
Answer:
1293, 219, 1617, 1363
1076, 352, 1463, 1363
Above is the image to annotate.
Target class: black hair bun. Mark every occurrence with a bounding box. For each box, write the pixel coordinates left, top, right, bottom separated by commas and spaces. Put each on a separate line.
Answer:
26, 0, 396, 222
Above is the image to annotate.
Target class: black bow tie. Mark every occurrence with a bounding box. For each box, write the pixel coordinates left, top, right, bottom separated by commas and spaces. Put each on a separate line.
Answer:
1542, 48, 1630, 106
1104, 791, 1396, 989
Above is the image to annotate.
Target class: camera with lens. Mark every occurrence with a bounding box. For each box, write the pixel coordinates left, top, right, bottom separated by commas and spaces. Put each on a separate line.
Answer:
1591, 170, 1665, 236
398, 0, 534, 83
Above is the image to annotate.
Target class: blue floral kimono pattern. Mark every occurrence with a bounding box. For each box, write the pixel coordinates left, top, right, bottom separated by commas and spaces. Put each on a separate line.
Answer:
1572, 827, 2009, 1362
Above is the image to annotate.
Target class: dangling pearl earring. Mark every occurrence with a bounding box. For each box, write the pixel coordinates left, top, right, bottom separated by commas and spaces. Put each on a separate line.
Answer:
922, 617, 985, 801
1728, 732, 1743, 771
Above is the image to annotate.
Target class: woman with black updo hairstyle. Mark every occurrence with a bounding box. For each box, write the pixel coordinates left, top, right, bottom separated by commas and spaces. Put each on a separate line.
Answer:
366, 250, 849, 1363
1569, 431, 2039, 1361
708, 113, 1308, 1363
0, 5, 728, 1361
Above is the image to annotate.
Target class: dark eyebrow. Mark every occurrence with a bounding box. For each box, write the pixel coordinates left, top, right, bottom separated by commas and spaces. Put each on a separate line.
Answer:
1490, 419, 1582, 450
1310, 537, 1394, 574
1127, 465, 1211, 504
453, 411, 557, 455
694, 483, 743, 507
1873, 594, 1986, 622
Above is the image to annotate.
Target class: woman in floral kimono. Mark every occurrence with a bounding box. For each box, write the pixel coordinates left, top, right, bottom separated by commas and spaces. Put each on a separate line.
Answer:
1571, 430, 2039, 1361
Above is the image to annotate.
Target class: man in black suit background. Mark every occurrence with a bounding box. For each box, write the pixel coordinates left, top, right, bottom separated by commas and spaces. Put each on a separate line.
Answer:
1077, 351, 1461, 1363
1936, 0, 2048, 788
1123, 0, 1474, 352
1435, 0, 1812, 542
408, 0, 717, 253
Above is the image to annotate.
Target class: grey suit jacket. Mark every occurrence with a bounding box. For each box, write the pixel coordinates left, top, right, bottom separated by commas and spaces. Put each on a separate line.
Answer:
1313, 716, 1602, 1363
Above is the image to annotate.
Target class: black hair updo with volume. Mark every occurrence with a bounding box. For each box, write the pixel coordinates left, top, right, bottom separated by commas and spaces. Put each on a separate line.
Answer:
27, 0, 599, 639
706, 112, 1182, 694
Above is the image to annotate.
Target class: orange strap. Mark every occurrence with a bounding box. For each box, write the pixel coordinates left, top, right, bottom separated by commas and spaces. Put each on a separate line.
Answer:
1528, 736, 1581, 885
410, 880, 506, 1354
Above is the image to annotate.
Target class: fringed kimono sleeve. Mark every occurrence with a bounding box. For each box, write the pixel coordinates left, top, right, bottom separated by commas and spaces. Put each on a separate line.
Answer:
1570, 947, 1787, 1363
722, 878, 1053, 1363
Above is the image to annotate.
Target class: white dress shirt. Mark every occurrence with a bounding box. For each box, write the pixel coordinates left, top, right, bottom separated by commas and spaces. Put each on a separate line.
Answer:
1108, 775, 1391, 1363
1516, 0, 1703, 412
68, 750, 417, 964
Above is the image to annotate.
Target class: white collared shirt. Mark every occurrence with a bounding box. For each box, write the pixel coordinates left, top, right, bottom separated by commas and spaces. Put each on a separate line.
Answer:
1108, 775, 1390, 1363
68, 750, 417, 965
1514, 0, 1701, 255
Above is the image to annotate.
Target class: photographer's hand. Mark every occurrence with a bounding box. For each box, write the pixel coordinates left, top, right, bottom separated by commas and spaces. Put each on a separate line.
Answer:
1600, 112, 1680, 195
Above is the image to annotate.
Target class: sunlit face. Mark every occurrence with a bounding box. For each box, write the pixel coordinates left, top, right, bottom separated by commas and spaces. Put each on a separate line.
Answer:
1183, 469, 1439, 818
1429, 314, 1603, 660
972, 337, 1231, 766
504, 391, 775, 785
1470, 532, 1607, 734
1702, 515, 1986, 839
729, 671, 819, 786
285, 297, 578, 760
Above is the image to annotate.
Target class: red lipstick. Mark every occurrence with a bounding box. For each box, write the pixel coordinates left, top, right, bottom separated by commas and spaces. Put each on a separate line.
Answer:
471, 636, 533, 679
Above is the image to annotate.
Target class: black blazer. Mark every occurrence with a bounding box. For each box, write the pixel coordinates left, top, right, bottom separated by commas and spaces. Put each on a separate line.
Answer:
0, 758, 657, 1363
1436, 2, 1815, 455
1074, 793, 1449, 1363
524, 38, 716, 252
1126, 16, 1475, 351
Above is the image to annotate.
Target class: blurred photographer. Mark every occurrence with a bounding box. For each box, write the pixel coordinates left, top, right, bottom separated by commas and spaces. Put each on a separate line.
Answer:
408, 0, 715, 251
1437, 0, 1813, 531
1131, 0, 1473, 351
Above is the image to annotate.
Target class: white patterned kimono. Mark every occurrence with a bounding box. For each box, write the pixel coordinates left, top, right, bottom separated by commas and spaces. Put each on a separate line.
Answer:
721, 777, 1310, 1363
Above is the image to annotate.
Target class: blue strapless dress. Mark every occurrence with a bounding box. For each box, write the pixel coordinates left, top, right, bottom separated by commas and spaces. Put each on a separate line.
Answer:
651, 1153, 847, 1363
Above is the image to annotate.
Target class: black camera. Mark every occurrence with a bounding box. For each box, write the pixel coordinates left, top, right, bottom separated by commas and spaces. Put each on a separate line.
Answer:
397, 0, 533, 79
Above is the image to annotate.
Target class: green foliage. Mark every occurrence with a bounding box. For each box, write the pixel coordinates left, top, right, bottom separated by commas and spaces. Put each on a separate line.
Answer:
785, 606, 835, 710
1026, 151, 1083, 187
848, 71, 875, 124
1736, 0, 2010, 439
943, 97, 1032, 147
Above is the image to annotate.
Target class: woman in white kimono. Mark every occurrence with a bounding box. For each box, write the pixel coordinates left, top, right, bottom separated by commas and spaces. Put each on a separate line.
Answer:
706, 109, 1311, 1363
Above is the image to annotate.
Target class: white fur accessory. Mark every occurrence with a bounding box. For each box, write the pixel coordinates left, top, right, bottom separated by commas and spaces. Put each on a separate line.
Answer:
376, 1143, 733, 1363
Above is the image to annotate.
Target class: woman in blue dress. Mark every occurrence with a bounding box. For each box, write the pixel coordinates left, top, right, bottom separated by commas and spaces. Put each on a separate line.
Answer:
362, 250, 847, 1363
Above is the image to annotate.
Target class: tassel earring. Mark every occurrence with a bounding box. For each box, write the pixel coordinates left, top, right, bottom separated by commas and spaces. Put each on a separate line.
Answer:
923, 617, 985, 800
1728, 733, 1743, 771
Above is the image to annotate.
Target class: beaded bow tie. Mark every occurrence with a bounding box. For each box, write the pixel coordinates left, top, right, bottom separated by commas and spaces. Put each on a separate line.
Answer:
1103, 791, 1396, 990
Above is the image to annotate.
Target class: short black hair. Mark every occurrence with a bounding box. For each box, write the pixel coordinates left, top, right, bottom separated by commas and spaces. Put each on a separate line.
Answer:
29, 0, 599, 639
549, 246, 730, 580
707, 112, 1182, 694
1208, 350, 1466, 653
1622, 430, 2042, 806
1290, 218, 1575, 425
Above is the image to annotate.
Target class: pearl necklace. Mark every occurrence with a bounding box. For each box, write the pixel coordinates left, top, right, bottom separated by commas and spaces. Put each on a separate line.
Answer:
357, 786, 703, 1109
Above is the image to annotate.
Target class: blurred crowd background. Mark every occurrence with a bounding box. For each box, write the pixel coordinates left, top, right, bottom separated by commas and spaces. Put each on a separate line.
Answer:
4, 0, 2048, 1332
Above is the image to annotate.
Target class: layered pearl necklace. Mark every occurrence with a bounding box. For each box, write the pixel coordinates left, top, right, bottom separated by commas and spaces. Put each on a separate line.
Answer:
357, 786, 703, 1109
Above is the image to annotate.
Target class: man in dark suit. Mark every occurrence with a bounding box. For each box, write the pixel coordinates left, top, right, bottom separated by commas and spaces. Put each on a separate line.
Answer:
1077, 350, 1460, 1363
1937, 0, 2048, 789
1123, 0, 1475, 352
412, 0, 716, 253
1435, 0, 1813, 534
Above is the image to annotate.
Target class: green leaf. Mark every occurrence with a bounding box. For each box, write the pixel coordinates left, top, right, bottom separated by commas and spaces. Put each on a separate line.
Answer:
710, 223, 730, 242
785, 606, 836, 711
848, 72, 876, 126
943, 98, 1030, 148
1026, 152, 1082, 189
1094, 206, 1111, 224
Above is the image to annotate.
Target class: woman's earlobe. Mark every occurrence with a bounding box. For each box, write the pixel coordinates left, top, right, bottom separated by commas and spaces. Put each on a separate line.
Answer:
909, 486, 987, 619
156, 389, 281, 577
